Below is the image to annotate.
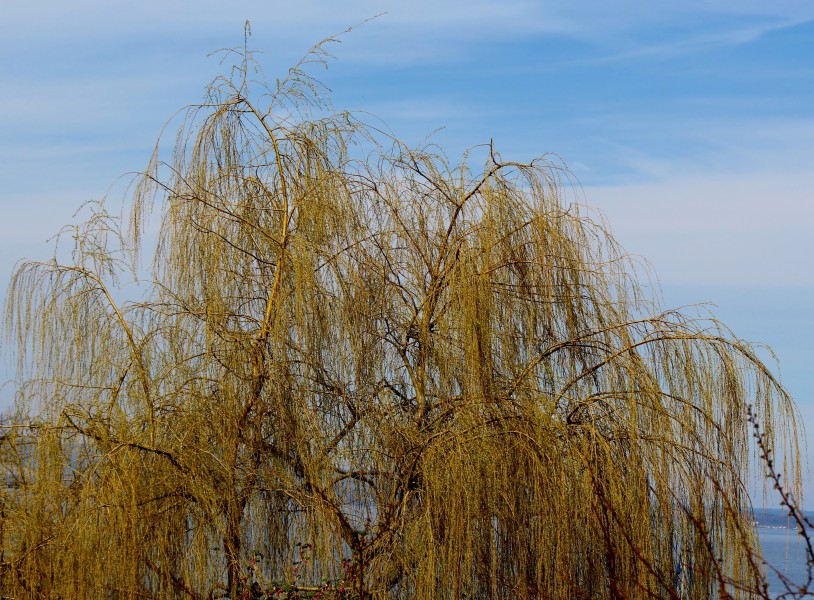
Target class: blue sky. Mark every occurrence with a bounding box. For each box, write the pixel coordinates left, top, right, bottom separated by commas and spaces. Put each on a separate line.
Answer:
1, 1, 812, 503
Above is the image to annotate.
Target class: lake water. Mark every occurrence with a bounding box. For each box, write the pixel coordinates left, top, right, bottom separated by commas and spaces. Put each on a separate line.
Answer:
759, 527, 812, 596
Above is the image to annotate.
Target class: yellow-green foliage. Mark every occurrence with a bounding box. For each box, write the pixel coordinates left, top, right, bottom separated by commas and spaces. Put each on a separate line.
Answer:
0, 35, 803, 599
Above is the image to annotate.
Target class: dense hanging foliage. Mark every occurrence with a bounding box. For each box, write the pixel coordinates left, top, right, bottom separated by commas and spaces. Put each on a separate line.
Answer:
0, 31, 807, 599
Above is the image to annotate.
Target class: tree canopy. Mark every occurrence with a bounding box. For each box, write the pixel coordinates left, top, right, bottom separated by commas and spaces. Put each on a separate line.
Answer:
0, 33, 807, 599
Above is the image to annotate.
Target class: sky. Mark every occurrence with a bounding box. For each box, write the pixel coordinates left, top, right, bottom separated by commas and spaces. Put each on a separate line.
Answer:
0, 1, 812, 503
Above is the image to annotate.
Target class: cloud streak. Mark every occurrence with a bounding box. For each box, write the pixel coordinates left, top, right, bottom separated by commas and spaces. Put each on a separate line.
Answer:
584, 168, 814, 286
4, 1, 813, 68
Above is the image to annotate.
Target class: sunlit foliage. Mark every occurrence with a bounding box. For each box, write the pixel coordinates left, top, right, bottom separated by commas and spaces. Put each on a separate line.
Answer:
0, 31, 804, 599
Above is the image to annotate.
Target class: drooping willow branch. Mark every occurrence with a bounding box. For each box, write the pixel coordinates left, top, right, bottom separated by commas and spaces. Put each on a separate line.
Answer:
0, 29, 806, 600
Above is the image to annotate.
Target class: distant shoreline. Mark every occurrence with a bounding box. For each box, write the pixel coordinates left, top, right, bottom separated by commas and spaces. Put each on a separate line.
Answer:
752, 508, 814, 530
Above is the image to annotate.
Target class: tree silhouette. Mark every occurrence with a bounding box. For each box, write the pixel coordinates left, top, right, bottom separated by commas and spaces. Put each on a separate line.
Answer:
0, 31, 806, 599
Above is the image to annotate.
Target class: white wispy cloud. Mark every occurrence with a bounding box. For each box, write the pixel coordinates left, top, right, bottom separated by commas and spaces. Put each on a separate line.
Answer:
574, 20, 800, 64
4, 1, 812, 68
584, 167, 814, 286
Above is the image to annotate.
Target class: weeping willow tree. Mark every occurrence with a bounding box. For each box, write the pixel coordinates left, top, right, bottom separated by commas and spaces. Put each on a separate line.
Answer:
0, 32, 806, 600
